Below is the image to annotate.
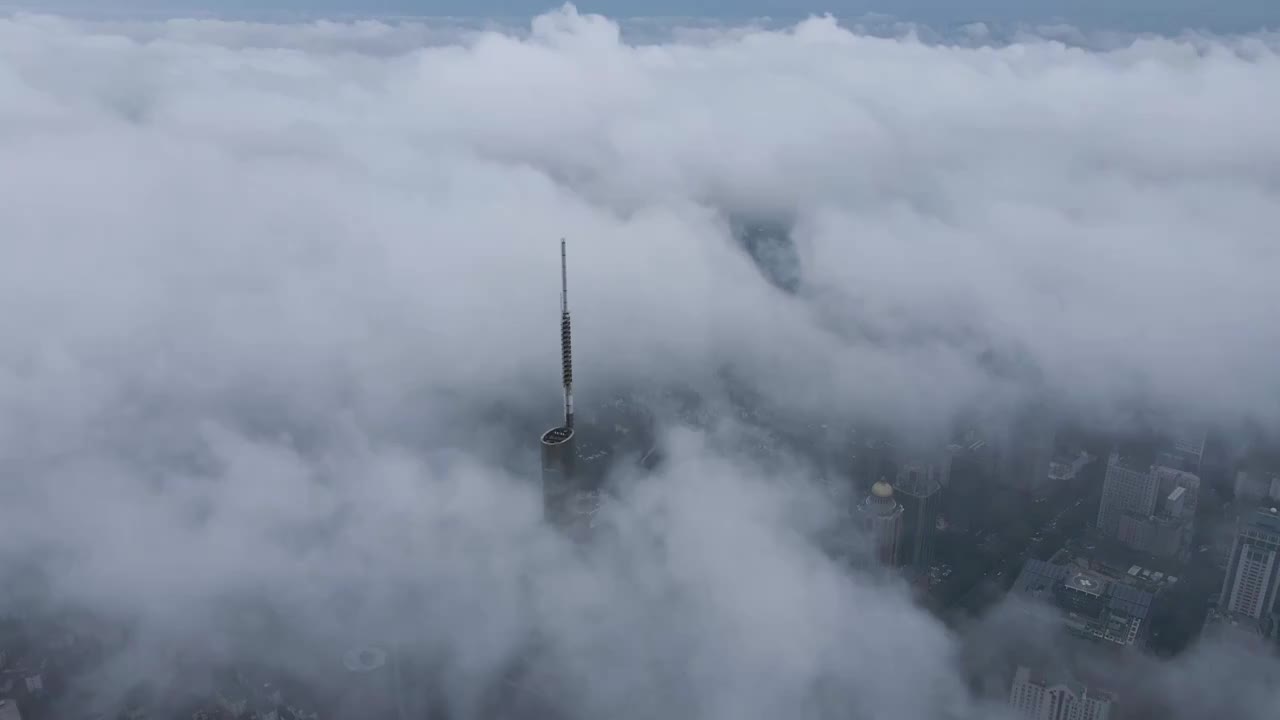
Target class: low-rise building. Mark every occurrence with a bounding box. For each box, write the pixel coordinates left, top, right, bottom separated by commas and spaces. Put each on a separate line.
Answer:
1012, 559, 1155, 648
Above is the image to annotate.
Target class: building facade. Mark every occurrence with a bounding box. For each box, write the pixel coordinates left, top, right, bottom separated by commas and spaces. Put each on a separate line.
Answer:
1117, 512, 1186, 558
1096, 451, 1158, 536
943, 434, 998, 534
999, 412, 1056, 498
893, 464, 942, 578
856, 479, 904, 566
1156, 427, 1206, 475
1219, 507, 1280, 630
1114, 467, 1199, 560
1234, 470, 1280, 506
1009, 666, 1114, 720
1097, 452, 1199, 559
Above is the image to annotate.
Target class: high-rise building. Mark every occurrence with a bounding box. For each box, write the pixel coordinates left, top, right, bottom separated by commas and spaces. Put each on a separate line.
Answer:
1117, 511, 1186, 559
1154, 465, 1199, 518
1218, 506, 1280, 632
1156, 427, 1206, 475
943, 433, 998, 534
1009, 666, 1114, 720
893, 463, 942, 577
1234, 470, 1280, 506
540, 240, 594, 540
1096, 451, 1158, 536
1098, 451, 1199, 559
541, 426, 580, 526
999, 411, 1056, 498
1116, 467, 1199, 560
856, 479, 904, 566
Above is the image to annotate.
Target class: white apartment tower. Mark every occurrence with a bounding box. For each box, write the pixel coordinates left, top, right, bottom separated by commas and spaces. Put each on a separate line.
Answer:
1010, 666, 1114, 720
1220, 507, 1280, 623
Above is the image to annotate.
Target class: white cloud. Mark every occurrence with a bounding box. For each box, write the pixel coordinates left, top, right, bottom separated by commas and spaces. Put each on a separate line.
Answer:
0, 6, 1278, 718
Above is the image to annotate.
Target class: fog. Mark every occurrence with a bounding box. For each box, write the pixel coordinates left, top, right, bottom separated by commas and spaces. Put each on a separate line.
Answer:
1, 6, 1279, 719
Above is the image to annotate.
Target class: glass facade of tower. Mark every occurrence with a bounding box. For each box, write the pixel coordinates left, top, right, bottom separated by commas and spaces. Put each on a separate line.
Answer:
893, 464, 942, 577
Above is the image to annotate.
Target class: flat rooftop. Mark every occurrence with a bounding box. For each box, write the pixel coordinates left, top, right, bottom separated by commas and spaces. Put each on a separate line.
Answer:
1013, 559, 1154, 625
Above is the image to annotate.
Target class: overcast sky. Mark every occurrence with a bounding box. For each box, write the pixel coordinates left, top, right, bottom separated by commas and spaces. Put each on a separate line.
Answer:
1, 6, 1279, 718
7, 0, 1280, 32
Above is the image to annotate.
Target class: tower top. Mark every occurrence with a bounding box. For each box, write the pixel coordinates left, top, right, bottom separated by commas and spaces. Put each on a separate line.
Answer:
559, 239, 574, 429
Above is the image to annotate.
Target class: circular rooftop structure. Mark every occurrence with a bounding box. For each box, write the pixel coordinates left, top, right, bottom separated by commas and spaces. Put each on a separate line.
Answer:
343, 645, 389, 673
864, 479, 900, 516
1067, 572, 1104, 596
541, 426, 574, 446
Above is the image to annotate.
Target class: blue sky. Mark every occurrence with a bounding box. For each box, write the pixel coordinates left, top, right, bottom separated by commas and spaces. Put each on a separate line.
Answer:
11, 0, 1280, 33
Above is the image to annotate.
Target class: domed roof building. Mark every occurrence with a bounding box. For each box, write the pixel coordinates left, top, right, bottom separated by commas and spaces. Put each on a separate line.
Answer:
857, 478, 904, 566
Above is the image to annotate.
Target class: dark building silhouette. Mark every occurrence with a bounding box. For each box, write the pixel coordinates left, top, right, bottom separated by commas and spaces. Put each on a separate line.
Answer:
893, 463, 942, 578
540, 240, 594, 539
999, 409, 1056, 498
943, 433, 998, 535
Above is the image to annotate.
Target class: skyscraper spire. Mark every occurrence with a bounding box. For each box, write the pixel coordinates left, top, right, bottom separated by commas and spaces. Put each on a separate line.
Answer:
560, 238, 574, 429
541, 239, 585, 538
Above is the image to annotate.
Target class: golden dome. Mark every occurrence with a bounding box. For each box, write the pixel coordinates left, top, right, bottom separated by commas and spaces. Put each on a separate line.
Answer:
871, 480, 894, 499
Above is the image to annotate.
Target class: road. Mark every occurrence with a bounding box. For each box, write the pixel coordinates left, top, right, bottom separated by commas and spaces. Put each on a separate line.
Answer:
933, 464, 1101, 620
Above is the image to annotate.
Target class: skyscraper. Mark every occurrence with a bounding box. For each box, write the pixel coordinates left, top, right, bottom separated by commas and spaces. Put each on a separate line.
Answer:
943, 433, 998, 535
1218, 506, 1280, 633
1156, 426, 1207, 474
893, 463, 942, 577
999, 409, 1056, 498
1009, 666, 1114, 720
540, 240, 594, 539
1096, 451, 1158, 536
856, 479, 904, 566
1116, 467, 1199, 560
1097, 449, 1199, 558
1234, 469, 1280, 506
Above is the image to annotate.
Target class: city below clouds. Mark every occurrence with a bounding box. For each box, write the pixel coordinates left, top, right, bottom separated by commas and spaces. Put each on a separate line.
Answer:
0, 5, 1279, 719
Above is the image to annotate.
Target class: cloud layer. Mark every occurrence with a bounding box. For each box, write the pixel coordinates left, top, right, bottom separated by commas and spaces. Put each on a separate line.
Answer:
1, 6, 1279, 719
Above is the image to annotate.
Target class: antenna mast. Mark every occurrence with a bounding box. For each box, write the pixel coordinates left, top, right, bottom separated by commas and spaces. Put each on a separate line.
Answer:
560, 239, 574, 429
